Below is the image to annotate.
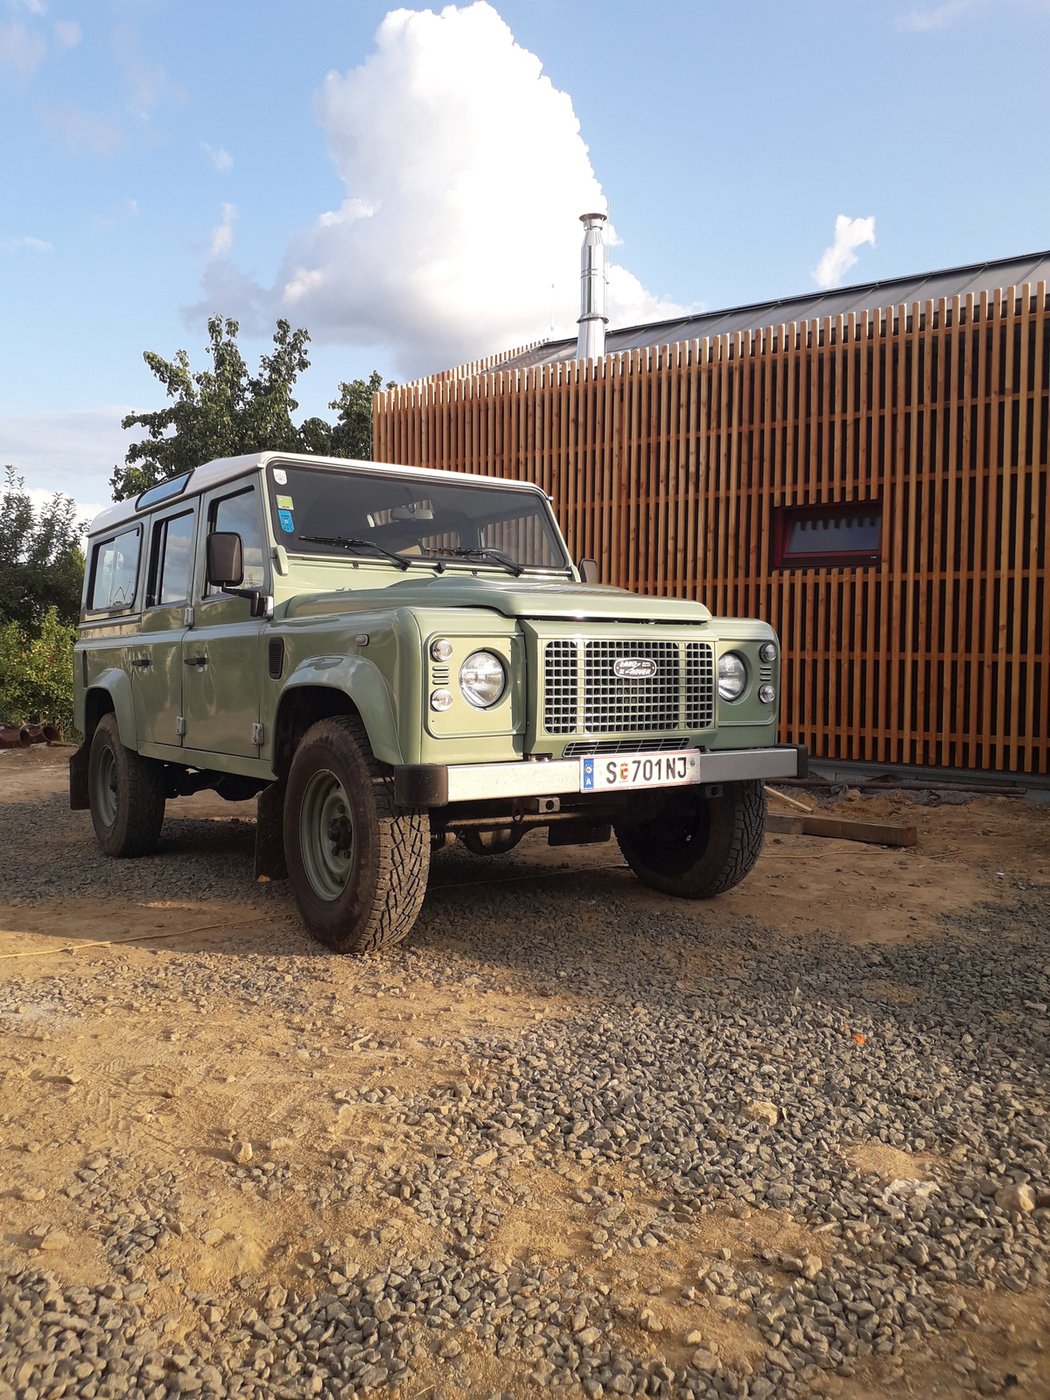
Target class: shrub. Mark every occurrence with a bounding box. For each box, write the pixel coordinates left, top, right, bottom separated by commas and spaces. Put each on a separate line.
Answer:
0, 607, 77, 737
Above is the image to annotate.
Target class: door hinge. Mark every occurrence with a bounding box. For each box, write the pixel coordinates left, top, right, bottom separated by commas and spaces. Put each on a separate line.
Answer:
176, 715, 186, 737
251, 722, 265, 747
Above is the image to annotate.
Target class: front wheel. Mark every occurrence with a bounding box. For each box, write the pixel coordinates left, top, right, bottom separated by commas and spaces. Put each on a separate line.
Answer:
615, 779, 765, 899
87, 713, 166, 857
284, 716, 430, 953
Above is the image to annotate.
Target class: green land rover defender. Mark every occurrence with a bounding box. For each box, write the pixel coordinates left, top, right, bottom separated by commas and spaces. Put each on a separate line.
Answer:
71, 452, 806, 952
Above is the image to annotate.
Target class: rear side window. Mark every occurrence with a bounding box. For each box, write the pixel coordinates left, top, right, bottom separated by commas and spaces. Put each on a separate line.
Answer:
88, 528, 141, 611
148, 510, 196, 607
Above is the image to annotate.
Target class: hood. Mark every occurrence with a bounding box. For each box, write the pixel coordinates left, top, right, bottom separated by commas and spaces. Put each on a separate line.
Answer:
282, 573, 711, 624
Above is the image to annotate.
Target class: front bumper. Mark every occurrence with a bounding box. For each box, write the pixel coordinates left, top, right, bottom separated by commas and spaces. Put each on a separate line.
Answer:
394, 744, 807, 808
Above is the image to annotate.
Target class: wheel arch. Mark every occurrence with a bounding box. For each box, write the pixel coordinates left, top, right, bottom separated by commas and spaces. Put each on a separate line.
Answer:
71, 675, 135, 811
274, 661, 402, 776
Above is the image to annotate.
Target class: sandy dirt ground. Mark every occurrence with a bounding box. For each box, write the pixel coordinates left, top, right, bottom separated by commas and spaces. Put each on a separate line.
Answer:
1, 746, 1047, 1399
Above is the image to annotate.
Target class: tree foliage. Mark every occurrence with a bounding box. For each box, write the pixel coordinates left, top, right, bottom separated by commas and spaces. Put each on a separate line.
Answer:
298, 371, 395, 460
0, 607, 76, 732
0, 467, 85, 633
112, 317, 394, 501
112, 316, 312, 500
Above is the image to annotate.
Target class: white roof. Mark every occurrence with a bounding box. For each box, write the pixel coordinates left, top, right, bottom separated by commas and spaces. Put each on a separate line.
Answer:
87, 451, 544, 536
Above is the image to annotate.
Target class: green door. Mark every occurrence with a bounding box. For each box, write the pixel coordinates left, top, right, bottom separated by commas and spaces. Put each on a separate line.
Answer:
133, 507, 196, 748
181, 481, 266, 759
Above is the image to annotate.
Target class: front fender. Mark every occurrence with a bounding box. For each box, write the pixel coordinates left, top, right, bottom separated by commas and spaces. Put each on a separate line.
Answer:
280, 655, 403, 765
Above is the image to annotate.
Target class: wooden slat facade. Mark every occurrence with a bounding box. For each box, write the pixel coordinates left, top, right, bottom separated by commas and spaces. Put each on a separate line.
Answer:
375, 282, 1050, 776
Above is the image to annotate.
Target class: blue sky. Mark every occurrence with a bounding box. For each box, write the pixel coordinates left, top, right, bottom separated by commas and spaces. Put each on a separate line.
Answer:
2, 0, 1048, 516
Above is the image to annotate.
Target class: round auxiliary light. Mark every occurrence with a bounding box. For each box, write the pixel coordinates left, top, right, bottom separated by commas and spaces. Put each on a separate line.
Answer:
717, 651, 748, 702
759, 641, 778, 664
430, 688, 453, 712
430, 637, 454, 663
758, 683, 776, 704
459, 651, 507, 709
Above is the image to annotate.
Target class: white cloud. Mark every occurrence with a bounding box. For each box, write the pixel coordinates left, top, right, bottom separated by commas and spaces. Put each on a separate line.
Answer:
896, 0, 1050, 30
0, 406, 133, 517
0, 19, 46, 74
812, 215, 877, 289
53, 17, 79, 48
112, 22, 184, 119
209, 202, 236, 257
200, 140, 233, 173
896, 0, 976, 29
40, 101, 123, 154
0, 233, 52, 253
193, 1, 686, 377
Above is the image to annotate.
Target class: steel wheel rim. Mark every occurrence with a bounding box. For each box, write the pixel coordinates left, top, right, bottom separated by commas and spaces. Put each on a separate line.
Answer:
95, 746, 118, 828
300, 768, 354, 901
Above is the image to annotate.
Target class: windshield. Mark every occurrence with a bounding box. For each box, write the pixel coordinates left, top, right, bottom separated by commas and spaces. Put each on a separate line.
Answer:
266, 463, 571, 572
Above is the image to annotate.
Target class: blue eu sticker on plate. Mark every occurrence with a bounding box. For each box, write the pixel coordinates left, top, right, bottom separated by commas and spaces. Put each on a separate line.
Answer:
278, 509, 294, 534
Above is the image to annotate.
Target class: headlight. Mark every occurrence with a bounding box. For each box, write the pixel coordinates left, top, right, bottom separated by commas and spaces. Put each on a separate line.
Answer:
718, 651, 748, 701
459, 651, 506, 708
759, 641, 777, 664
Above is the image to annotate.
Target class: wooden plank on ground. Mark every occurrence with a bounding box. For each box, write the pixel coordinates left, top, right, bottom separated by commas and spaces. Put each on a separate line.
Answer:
766, 813, 917, 847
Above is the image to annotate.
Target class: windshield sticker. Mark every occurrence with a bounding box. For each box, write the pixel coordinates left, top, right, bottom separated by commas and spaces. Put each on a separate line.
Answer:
275, 494, 294, 511
273, 468, 288, 485
277, 509, 295, 534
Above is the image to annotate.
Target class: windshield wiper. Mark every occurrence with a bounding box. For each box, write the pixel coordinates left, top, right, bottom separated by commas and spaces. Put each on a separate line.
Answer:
426, 546, 525, 576
298, 534, 410, 571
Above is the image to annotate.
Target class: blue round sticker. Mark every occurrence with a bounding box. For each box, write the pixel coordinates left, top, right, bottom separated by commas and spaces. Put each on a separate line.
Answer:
278, 509, 295, 534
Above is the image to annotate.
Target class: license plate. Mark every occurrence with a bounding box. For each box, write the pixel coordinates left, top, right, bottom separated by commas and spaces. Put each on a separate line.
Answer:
580, 750, 702, 792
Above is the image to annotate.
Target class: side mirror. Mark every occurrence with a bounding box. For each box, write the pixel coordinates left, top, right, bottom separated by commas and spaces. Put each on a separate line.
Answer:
580, 557, 600, 585
207, 532, 244, 588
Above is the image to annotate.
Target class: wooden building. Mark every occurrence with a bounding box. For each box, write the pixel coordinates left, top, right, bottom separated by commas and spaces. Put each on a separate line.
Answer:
374, 253, 1050, 778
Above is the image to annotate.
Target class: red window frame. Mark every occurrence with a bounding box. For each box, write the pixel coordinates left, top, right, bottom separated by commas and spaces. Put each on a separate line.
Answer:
772, 500, 882, 569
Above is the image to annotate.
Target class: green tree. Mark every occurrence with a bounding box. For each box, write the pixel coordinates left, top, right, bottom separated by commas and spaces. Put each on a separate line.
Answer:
0, 607, 76, 732
0, 467, 85, 633
111, 316, 313, 500
329, 370, 395, 460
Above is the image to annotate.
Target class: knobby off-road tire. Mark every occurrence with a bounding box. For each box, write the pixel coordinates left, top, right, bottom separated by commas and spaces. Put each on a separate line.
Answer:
87, 713, 166, 857
284, 715, 431, 954
615, 779, 765, 899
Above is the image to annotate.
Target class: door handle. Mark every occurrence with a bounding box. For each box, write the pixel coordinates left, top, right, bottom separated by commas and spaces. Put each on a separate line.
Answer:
184, 656, 209, 667
130, 658, 151, 669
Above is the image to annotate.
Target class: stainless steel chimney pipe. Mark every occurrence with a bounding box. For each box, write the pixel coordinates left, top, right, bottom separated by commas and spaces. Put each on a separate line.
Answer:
576, 212, 608, 361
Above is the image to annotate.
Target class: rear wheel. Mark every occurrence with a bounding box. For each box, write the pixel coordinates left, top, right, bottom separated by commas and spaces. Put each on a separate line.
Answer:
615, 779, 765, 898
87, 714, 166, 857
284, 715, 430, 953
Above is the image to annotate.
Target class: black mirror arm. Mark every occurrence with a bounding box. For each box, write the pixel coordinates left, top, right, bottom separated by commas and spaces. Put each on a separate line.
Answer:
220, 586, 271, 618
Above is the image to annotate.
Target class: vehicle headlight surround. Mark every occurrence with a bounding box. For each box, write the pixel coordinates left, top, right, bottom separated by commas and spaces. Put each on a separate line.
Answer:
459, 650, 507, 708
717, 651, 748, 702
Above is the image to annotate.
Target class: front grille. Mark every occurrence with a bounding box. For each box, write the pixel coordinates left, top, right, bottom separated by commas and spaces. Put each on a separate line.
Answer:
543, 638, 715, 737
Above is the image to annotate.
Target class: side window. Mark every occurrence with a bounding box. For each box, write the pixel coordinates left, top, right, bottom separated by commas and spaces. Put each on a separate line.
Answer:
208, 488, 266, 592
88, 528, 141, 611
148, 510, 196, 607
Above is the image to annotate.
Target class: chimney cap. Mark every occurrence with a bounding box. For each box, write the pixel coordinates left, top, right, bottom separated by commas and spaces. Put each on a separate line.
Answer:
579, 211, 607, 224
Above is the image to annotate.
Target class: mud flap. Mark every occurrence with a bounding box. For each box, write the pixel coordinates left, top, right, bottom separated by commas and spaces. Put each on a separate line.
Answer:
255, 779, 288, 880
69, 744, 90, 810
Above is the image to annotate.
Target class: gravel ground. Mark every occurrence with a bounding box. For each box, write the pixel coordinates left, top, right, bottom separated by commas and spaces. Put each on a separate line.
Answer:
0, 749, 1048, 1399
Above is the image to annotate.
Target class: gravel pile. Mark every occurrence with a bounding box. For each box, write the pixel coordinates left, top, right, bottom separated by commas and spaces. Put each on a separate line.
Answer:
1, 790, 1047, 1398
